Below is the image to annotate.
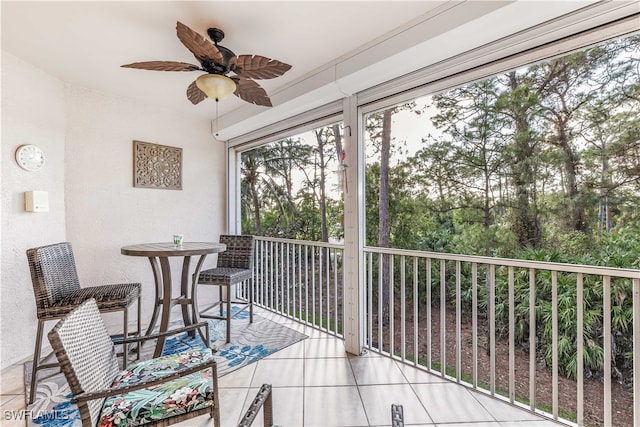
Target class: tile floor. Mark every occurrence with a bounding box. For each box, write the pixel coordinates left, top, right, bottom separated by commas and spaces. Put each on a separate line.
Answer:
1, 309, 564, 426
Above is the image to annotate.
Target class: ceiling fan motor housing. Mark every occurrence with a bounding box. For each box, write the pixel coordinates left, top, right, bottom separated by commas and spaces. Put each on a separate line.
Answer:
201, 27, 234, 74
217, 45, 236, 73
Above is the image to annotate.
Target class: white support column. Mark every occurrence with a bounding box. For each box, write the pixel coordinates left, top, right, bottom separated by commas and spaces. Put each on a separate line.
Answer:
225, 143, 239, 302
342, 95, 365, 355
226, 142, 240, 234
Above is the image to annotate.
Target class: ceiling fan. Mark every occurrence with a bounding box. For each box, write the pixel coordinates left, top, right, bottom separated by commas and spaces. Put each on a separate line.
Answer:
121, 21, 291, 107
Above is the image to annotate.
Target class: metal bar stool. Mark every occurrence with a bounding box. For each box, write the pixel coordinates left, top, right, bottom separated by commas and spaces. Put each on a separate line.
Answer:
192, 235, 254, 343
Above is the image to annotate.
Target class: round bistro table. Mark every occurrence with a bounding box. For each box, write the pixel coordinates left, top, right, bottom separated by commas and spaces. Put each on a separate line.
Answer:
121, 241, 226, 357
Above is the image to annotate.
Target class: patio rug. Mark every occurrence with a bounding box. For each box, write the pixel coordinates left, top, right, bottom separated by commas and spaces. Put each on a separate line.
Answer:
24, 307, 307, 426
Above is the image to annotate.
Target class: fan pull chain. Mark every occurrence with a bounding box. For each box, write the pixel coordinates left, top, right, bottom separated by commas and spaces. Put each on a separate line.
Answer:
215, 99, 220, 137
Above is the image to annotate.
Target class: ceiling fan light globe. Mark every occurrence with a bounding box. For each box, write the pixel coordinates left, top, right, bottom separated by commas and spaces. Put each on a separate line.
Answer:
195, 74, 236, 101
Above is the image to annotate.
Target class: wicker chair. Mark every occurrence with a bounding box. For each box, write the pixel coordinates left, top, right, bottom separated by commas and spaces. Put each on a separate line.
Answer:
26, 241, 141, 404
239, 383, 274, 427
192, 235, 255, 343
392, 404, 404, 427
48, 298, 220, 427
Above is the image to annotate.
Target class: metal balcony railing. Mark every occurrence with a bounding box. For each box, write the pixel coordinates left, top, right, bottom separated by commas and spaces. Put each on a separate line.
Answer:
251, 236, 344, 337
364, 246, 640, 426
248, 236, 640, 426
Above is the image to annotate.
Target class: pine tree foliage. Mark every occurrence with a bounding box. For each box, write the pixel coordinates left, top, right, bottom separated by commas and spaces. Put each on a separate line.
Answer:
240, 35, 640, 380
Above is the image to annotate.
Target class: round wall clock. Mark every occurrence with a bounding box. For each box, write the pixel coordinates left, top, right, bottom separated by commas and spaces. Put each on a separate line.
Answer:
15, 144, 46, 171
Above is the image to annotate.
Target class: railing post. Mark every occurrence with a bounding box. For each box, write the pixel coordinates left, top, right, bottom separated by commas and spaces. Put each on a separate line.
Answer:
413, 256, 419, 367
440, 259, 446, 379
577, 273, 584, 426
489, 264, 495, 395
634, 278, 640, 427
456, 260, 461, 382
508, 266, 515, 403
604, 276, 612, 426
552, 270, 558, 419
426, 258, 432, 371
472, 262, 477, 388
529, 268, 536, 411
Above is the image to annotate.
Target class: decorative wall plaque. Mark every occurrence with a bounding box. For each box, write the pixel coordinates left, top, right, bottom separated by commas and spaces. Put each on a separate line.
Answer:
133, 140, 182, 190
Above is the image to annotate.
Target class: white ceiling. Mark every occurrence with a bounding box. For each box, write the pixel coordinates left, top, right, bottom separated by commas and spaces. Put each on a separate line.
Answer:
1, 1, 448, 118
3, 1, 638, 138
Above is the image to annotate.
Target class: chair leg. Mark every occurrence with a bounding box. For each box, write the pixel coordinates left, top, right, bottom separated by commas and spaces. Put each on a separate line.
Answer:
136, 295, 141, 360
191, 276, 200, 325
191, 281, 209, 345
249, 278, 254, 324
29, 320, 45, 404
218, 286, 224, 317
263, 385, 274, 427
226, 288, 232, 343
212, 367, 221, 427
122, 307, 128, 369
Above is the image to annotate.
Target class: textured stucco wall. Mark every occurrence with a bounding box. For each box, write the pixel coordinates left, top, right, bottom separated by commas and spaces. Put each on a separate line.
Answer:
1, 52, 67, 369
1, 51, 226, 370
64, 85, 225, 335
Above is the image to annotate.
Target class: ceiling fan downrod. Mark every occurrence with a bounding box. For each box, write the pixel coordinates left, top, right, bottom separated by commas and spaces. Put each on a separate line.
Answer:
207, 28, 225, 44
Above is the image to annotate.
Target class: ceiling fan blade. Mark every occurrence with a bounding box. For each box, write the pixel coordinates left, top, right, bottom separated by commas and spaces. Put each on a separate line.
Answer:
121, 61, 202, 71
176, 21, 223, 65
233, 55, 292, 79
234, 77, 272, 107
186, 81, 207, 105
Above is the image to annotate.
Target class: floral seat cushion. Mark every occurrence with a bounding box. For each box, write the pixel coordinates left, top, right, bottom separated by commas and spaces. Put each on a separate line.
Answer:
99, 348, 214, 426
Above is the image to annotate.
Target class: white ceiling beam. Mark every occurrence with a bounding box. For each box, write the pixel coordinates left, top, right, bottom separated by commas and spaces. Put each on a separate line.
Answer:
214, 0, 634, 141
